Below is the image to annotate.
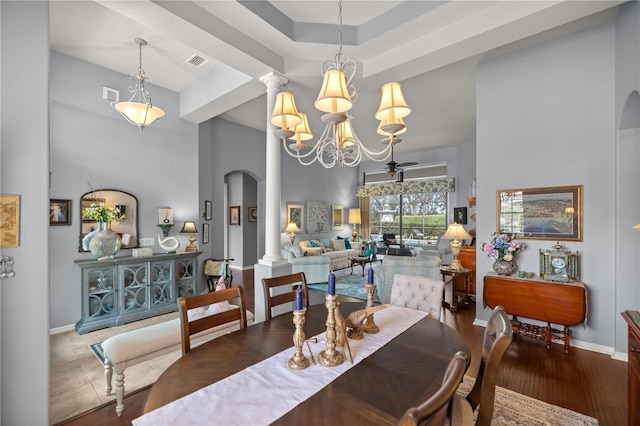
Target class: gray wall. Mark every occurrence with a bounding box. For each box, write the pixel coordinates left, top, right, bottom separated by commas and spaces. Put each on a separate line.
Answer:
476, 12, 629, 353
1, 2, 50, 423
49, 52, 199, 329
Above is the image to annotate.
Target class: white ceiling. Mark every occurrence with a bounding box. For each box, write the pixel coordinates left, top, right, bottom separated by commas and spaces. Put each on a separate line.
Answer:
49, 0, 623, 154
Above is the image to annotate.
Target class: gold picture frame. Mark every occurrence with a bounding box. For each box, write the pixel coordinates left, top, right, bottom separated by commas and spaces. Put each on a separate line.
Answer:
497, 185, 583, 241
0, 194, 20, 247
332, 205, 344, 230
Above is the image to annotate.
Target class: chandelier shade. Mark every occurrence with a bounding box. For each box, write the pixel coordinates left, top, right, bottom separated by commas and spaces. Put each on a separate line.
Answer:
314, 69, 353, 114
113, 38, 165, 130
271, 91, 302, 131
375, 82, 411, 122
377, 117, 407, 138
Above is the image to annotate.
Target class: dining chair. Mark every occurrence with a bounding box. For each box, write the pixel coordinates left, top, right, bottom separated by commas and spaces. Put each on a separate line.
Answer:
262, 272, 309, 319
397, 351, 469, 426
455, 305, 513, 426
177, 286, 247, 354
390, 274, 445, 319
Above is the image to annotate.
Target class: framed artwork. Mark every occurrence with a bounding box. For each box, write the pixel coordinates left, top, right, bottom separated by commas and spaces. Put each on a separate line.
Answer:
248, 207, 257, 222
82, 198, 105, 222
286, 202, 305, 233
50, 199, 72, 226
332, 205, 344, 230
229, 206, 241, 225
202, 223, 210, 244
497, 185, 583, 241
453, 207, 467, 225
204, 201, 212, 221
158, 208, 174, 225
307, 200, 330, 233
0, 194, 20, 247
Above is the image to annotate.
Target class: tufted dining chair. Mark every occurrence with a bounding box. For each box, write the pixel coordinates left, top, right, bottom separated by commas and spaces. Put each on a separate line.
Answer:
390, 274, 445, 319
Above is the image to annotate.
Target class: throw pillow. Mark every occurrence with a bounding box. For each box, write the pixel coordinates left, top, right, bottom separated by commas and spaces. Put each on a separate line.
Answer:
344, 239, 352, 249
309, 240, 319, 247
292, 246, 304, 258
320, 238, 333, 251
332, 238, 346, 251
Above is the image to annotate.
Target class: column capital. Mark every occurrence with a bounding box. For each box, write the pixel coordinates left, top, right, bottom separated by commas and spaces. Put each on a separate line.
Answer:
260, 72, 288, 90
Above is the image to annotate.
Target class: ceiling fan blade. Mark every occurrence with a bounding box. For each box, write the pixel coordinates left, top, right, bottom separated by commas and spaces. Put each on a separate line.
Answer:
397, 161, 418, 167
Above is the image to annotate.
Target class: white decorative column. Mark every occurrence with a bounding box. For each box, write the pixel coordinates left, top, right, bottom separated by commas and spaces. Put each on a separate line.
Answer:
254, 72, 292, 323
258, 72, 288, 266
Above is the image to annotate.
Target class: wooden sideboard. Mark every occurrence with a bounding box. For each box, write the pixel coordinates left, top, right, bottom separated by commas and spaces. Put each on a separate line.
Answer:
484, 273, 586, 353
622, 310, 640, 425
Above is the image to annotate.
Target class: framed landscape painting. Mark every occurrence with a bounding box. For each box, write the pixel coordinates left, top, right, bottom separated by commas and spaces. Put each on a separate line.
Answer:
497, 185, 583, 241
0, 194, 20, 247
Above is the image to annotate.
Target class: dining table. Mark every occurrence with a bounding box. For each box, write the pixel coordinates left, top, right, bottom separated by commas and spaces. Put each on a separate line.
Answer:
136, 299, 470, 425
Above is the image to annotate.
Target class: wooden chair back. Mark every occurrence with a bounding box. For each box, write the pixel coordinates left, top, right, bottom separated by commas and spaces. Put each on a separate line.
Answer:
465, 305, 513, 426
397, 351, 469, 426
262, 272, 309, 319
178, 286, 247, 354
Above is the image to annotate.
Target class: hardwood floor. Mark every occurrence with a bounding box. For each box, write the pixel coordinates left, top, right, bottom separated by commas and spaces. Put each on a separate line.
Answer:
55, 268, 628, 426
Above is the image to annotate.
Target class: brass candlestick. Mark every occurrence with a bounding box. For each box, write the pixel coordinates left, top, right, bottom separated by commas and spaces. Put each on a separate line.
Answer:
318, 294, 344, 367
288, 309, 310, 370
362, 283, 380, 334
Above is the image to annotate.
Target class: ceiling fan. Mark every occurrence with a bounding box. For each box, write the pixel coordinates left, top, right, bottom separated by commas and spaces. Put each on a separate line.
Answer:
386, 145, 417, 177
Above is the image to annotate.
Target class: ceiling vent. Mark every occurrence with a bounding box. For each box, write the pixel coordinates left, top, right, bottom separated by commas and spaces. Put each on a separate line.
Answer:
186, 54, 208, 68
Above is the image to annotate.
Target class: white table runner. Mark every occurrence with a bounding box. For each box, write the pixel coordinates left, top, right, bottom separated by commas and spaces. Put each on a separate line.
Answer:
133, 305, 427, 426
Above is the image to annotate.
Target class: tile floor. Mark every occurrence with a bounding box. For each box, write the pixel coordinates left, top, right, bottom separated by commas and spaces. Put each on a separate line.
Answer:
49, 312, 182, 425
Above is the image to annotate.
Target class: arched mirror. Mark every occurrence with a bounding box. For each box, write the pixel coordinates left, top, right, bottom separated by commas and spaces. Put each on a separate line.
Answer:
79, 189, 139, 252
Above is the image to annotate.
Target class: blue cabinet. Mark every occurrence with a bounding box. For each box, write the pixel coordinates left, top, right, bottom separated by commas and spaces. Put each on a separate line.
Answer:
75, 252, 201, 334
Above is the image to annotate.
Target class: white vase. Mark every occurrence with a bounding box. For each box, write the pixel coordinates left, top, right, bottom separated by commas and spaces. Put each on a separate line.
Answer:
89, 222, 121, 260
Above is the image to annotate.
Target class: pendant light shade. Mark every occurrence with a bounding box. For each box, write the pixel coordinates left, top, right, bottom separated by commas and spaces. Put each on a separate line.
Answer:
113, 38, 165, 130
375, 82, 411, 122
314, 69, 353, 114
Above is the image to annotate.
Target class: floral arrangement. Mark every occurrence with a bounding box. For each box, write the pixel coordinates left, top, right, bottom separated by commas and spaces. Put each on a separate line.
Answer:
482, 233, 524, 261
83, 202, 124, 224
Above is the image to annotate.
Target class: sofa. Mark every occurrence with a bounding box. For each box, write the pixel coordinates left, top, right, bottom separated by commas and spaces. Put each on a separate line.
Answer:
281, 238, 362, 282
373, 254, 443, 304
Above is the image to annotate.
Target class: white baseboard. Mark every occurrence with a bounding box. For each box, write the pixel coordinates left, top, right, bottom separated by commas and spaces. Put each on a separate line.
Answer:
50, 324, 75, 335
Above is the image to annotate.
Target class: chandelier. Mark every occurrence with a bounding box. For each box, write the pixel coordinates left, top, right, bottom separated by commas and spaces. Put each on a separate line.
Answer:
113, 38, 165, 130
270, 0, 411, 168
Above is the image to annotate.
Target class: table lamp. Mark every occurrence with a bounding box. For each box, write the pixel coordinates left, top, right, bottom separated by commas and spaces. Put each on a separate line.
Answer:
285, 221, 300, 244
442, 222, 472, 270
179, 221, 199, 252
348, 208, 361, 242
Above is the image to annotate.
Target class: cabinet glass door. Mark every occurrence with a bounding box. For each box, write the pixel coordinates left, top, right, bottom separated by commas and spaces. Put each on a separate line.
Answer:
121, 263, 149, 312
87, 267, 117, 319
176, 257, 197, 298
150, 261, 173, 307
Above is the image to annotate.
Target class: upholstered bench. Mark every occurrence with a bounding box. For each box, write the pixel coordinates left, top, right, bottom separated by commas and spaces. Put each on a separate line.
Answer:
101, 306, 254, 416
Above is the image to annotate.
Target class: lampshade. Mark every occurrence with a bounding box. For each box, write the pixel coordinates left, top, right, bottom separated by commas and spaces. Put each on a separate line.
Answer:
180, 221, 198, 234
113, 38, 165, 130
271, 92, 302, 130
337, 120, 356, 148
314, 69, 353, 114
442, 222, 472, 240
287, 112, 313, 153
375, 82, 411, 122
634, 224, 640, 230
348, 208, 361, 224
285, 222, 300, 233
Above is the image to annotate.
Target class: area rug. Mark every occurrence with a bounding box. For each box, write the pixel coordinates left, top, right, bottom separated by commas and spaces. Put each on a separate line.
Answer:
308, 268, 380, 303
457, 375, 599, 425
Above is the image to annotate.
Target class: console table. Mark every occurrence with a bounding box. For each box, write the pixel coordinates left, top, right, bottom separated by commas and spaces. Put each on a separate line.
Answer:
74, 251, 201, 334
622, 310, 640, 425
484, 273, 586, 353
